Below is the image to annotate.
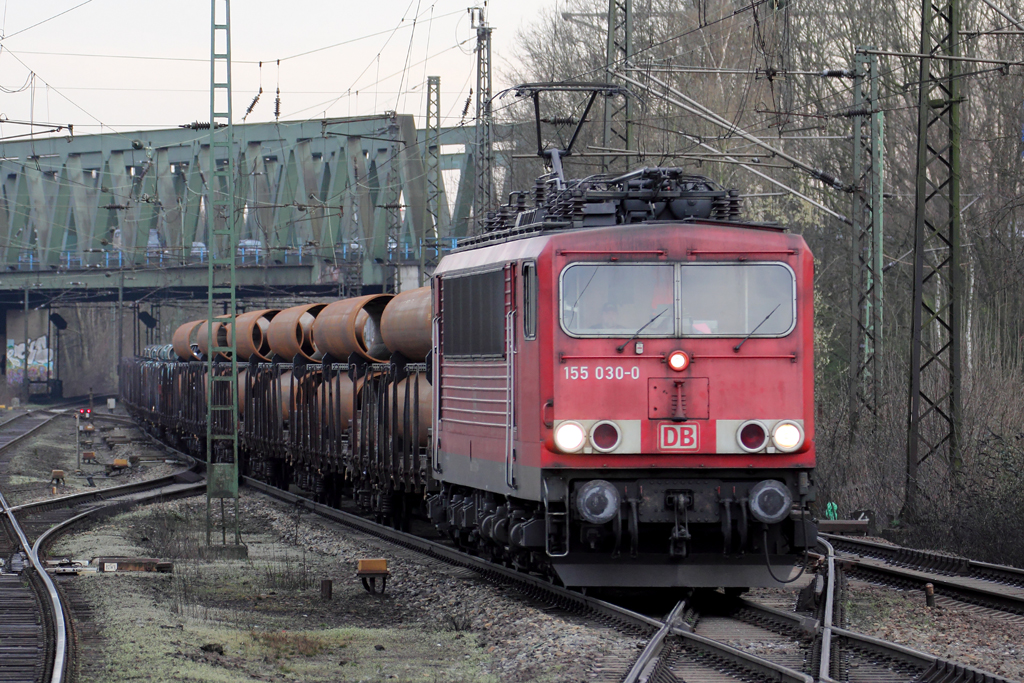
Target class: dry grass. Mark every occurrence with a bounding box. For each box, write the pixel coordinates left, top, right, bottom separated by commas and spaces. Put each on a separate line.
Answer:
254, 548, 315, 592
250, 630, 327, 658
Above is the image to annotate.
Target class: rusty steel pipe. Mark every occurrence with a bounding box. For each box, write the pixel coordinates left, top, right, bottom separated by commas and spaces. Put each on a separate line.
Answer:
171, 320, 205, 361
380, 286, 432, 361
278, 370, 294, 422
266, 303, 327, 362
237, 369, 247, 418
395, 372, 432, 446
312, 294, 394, 362
234, 309, 279, 361
196, 319, 232, 360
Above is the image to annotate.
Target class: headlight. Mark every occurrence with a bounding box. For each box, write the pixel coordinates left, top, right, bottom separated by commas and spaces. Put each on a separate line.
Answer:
772, 421, 804, 452
576, 480, 620, 524
554, 421, 587, 452
748, 480, 793, 524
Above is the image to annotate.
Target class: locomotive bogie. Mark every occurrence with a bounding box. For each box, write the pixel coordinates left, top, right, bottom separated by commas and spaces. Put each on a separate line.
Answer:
422, 468, 814, 587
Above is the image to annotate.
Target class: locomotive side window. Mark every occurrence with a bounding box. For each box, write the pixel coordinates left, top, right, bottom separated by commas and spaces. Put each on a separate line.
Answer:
522, 261, 537, 340
561, 264, 675, 337
559, 262, 796, 338
442, 269, 506, 356
679, 264, 794, 336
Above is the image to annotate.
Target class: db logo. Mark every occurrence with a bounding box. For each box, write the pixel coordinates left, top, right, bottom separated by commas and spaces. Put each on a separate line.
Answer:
659, 423, 699, 451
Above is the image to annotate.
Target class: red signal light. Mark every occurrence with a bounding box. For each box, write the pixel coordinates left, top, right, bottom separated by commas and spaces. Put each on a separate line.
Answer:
590, 422, 621, 452
738, 422, 768, 452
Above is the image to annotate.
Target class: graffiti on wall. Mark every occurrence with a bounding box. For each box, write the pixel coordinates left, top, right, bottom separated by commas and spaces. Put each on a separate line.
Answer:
7, 336, 52, 385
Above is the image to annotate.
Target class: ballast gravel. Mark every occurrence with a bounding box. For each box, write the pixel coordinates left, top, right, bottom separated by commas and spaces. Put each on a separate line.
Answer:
243, 494, 645, 681
844, 580, 1024, 681
744, 574, 1024, 681
49, 489, 644, 682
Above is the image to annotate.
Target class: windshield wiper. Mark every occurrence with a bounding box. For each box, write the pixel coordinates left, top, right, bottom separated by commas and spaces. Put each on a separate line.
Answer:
616, 308, 668, 353
733, 304, 781, 352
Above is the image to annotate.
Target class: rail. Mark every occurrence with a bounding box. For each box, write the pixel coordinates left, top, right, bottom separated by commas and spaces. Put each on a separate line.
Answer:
823, 531, 1024, 588
817, 538, 837, 683
816, 535, 1018, 682
243, 476, 661, 633
623, 600, 688, 683
822, 532, 1024, 615
0, 406, 200, 683
0, 410, 69, 683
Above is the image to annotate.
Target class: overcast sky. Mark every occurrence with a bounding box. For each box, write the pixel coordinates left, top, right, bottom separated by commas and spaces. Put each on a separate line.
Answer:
0, 0, 558, 140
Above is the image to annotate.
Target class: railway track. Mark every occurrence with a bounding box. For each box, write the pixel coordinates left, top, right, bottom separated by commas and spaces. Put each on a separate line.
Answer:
0, 408, 204, 683
817, 540, 1021, 683
117, 412, 1022, 683
823, 532, 1024, 617
0, 410, 72, 683
630, 537, 1019, 682
244, 475, 1023, 683
244, 477, 821, 683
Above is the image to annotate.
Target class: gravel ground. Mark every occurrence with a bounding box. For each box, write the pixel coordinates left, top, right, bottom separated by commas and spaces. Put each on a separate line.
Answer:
48, 491, 643, 682
844, 580, 1024, 681
0, 414, 182, 507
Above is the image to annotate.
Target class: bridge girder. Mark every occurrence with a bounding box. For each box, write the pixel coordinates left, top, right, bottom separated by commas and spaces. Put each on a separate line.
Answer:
0, 115, 482, 296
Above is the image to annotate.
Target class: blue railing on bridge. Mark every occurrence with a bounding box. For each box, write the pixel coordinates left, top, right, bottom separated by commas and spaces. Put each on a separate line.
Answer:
14, 238, 461, 273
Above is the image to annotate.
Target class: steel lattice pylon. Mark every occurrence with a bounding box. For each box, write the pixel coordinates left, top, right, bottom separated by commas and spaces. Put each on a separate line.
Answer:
602, 0, 633, 172
206, 0, 241, 546
375, 118, 403, 293
906, 0, 962, 516
849, 49, 885, 434
471, 7, 493, 234
420, 75, 443, 284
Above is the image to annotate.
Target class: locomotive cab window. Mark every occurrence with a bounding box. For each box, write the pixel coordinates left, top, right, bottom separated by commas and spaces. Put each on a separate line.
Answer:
561, 264, 675, 337
560, 262, 796, 338
679, 263, 795, 336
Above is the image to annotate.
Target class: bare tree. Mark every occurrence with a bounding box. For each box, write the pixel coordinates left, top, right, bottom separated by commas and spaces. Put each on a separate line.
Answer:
505, 0, 1024, 565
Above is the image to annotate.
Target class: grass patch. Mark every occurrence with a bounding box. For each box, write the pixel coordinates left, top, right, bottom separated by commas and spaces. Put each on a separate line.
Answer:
438, 604, 474, 632
253, 548, 315, 592
7, 474, 46, 485
250, 630, 327, 658
846, 587, 935, 631
52, 497, 500, 682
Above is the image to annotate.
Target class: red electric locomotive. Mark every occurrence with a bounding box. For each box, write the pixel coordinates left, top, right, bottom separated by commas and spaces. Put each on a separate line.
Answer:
427, 166, 816, 588
123, 163, 817, 591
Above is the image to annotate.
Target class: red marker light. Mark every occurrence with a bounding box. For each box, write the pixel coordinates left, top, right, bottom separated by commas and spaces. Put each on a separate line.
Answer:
737, 421, 769, 452
667, 350, 690, 372
590, 422, 621, 452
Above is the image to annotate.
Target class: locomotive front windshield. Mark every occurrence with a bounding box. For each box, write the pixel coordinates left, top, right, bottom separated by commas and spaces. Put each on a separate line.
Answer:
560, 262, 795, 337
